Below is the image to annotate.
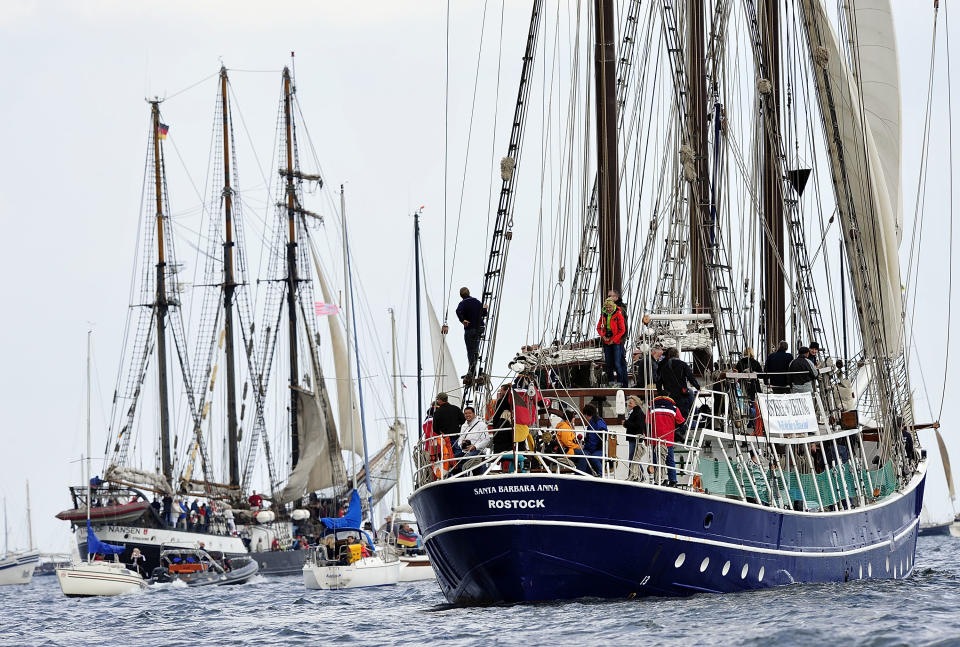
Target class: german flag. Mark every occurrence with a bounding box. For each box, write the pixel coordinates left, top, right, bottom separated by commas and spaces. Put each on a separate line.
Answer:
159, 123, 170, 140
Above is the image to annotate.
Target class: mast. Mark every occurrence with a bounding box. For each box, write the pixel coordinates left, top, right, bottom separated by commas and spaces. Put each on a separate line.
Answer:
594, 0, 621, 294
25, 481, 32, 552
2, 499, 6, 558
414, 209, 423, 437
220, 66, 241, 487
150, 101, 173, 482
344, 186, 375, 519
341, 185, 357, 492
686, 0, 711, 315
282, 67, 301, 468
86, 329, 92, 561
761, 0, 785, 348
390, 308, 400, 510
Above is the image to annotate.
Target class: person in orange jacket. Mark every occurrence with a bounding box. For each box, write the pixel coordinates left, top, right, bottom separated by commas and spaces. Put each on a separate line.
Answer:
596, 298, 628, 387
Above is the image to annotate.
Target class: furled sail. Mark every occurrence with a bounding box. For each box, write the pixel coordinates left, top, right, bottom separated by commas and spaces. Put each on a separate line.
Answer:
426, 290, 462, 406
277, 384, 345, 504
935, 429, 956, 502
310, 243, 365, 456
848, 0, 902, 242
800, 0, 903, 356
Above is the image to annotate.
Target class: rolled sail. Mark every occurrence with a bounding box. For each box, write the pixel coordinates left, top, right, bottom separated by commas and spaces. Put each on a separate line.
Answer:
426, 290, 462, 406
277, 383, 346, 504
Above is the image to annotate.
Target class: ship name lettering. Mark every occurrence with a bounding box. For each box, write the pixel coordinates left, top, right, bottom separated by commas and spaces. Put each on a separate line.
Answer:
487, 499, 545, 509
497, 484, 537, 493
473, 486, 498, 495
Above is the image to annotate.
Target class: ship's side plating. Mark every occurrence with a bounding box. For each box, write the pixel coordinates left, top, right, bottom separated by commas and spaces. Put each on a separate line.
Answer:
411, 463, 925, 603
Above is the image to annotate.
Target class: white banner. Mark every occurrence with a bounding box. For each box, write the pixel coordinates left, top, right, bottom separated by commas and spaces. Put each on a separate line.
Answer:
756, 393, 819, 435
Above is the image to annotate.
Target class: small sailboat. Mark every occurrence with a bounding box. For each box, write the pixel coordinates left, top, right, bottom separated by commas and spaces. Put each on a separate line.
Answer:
302, 491, 399, 589
56, 332, 147, 598
0, 489, 39, 586
388, 505, 435, 583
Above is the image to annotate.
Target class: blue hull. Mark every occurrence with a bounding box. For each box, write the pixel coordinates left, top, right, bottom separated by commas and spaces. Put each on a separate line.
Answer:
411, 467, 925, 603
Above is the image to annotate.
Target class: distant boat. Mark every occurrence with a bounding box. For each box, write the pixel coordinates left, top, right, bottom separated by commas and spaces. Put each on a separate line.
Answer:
0, 487, 39, 586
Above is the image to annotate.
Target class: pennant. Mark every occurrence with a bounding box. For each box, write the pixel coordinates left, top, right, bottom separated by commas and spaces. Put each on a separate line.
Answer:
314, 302, 339, 316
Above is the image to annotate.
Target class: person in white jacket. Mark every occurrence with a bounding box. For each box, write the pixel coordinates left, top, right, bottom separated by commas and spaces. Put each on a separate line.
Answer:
457, 407, 491, 456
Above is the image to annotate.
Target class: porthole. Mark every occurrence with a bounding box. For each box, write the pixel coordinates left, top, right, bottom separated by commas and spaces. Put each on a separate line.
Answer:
858, 564, 863, 579
722, 560, 731, 576
741, 563, 749, 579
868, 563, 873, 577
703, 512, 714, 529
758, 566, 765, 582
900, 560, 904, 574
675, 553, 686, 568
700, 557, 709, 572
885, 557, 890, 573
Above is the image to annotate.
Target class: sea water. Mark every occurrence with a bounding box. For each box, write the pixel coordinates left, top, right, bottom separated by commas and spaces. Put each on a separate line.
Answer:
4, 535, 960, 647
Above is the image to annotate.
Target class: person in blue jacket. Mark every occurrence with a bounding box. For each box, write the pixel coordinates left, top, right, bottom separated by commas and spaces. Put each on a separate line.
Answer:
581, 404, 606, 476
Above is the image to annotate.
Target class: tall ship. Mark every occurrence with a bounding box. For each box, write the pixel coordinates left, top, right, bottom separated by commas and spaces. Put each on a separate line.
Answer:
411, 0, 930, 602
56, 63, 403, 574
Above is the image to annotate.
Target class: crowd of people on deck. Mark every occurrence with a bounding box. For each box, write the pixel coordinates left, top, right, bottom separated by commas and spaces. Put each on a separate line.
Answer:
428, 286, 839, 487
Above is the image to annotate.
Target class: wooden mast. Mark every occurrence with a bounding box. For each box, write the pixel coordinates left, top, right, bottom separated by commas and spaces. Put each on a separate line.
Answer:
282, 67, 300, 468
151, 101, 173, 482
761, 0, 785, 349
220, 67, 241, 487
687, 0, 711, 316
594, 0, 621, 294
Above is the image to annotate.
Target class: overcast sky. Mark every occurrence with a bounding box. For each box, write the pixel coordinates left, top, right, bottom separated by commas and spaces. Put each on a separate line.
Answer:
0, 0, 956, 553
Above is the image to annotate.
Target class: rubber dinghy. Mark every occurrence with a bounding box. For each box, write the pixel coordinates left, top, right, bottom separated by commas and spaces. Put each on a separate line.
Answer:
150, 547, 258, 586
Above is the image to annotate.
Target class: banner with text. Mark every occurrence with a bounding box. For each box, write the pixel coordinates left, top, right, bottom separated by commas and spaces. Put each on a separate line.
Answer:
756, 392, 818, 435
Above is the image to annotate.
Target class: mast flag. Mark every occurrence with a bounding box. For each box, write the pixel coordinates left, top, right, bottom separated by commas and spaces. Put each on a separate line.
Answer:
158, 123, 169, 139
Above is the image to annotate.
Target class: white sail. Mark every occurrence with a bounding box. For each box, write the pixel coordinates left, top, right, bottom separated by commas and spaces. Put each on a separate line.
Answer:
425, 291, 462, 407
278, 386, 344, 504
310, 245, 365, 457
848, 0, 902, 242
801, 0, 903, 356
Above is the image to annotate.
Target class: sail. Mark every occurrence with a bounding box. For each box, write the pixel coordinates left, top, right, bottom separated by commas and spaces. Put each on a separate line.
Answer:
310, 244, 365, 457
277, 385, 345, 504
425, 291, 462, 406
800, 0, 903, 356
849, 0, 902, 242
935, 429, 956, 502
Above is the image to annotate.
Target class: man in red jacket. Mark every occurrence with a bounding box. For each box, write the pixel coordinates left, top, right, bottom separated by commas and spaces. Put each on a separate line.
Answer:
596, 298, 628, 387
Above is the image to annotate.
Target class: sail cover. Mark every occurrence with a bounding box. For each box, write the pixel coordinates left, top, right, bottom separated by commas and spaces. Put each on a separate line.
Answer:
425, 291, 462, 406
800, 0, 903, 356
277, 385, 345, 504
320, 490, 362, 529
310, 244, 365, 457
86, 520, 125, 556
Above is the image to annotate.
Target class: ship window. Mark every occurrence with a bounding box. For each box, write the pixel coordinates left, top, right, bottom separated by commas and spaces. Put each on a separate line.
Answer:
674, 553, 686, 568
758, 566, 765, 582
859, 564, 863, 579
885, 557, 890, 573
741, 563, 749, 579
722, 560, 731, 576
868, 563, 873, 577
699, 557, 709, 572
703, 513, 714, 529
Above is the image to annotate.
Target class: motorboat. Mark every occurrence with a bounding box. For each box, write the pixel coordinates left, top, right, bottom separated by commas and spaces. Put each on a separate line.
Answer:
150, 546, 258, 586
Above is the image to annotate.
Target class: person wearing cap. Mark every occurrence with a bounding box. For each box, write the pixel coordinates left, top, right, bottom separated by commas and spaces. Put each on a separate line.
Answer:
432, 392, 465, 441
789, 346, 818, 393
596, 298, 628, 387
808, 341, 822, 367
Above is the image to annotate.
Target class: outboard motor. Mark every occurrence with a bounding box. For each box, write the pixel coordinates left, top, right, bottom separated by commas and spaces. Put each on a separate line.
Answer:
151, 566, 171, 583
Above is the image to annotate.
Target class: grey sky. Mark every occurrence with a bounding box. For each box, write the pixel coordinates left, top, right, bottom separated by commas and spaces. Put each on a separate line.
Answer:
0, 0, 956, 553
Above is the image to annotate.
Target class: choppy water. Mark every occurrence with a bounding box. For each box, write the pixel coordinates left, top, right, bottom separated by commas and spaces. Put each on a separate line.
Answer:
4, 536, 960, 647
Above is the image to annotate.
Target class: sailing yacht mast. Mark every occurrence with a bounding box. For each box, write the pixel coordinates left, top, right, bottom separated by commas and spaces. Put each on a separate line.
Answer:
150, 101, 174, 482
219, 67, 241, 487
341, 185, 357, 491
594, 0, 621, 294
281, 68, 301, 469
86, 329, 92, 562
25, 481, 32, 552
390, 308, 401, 510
